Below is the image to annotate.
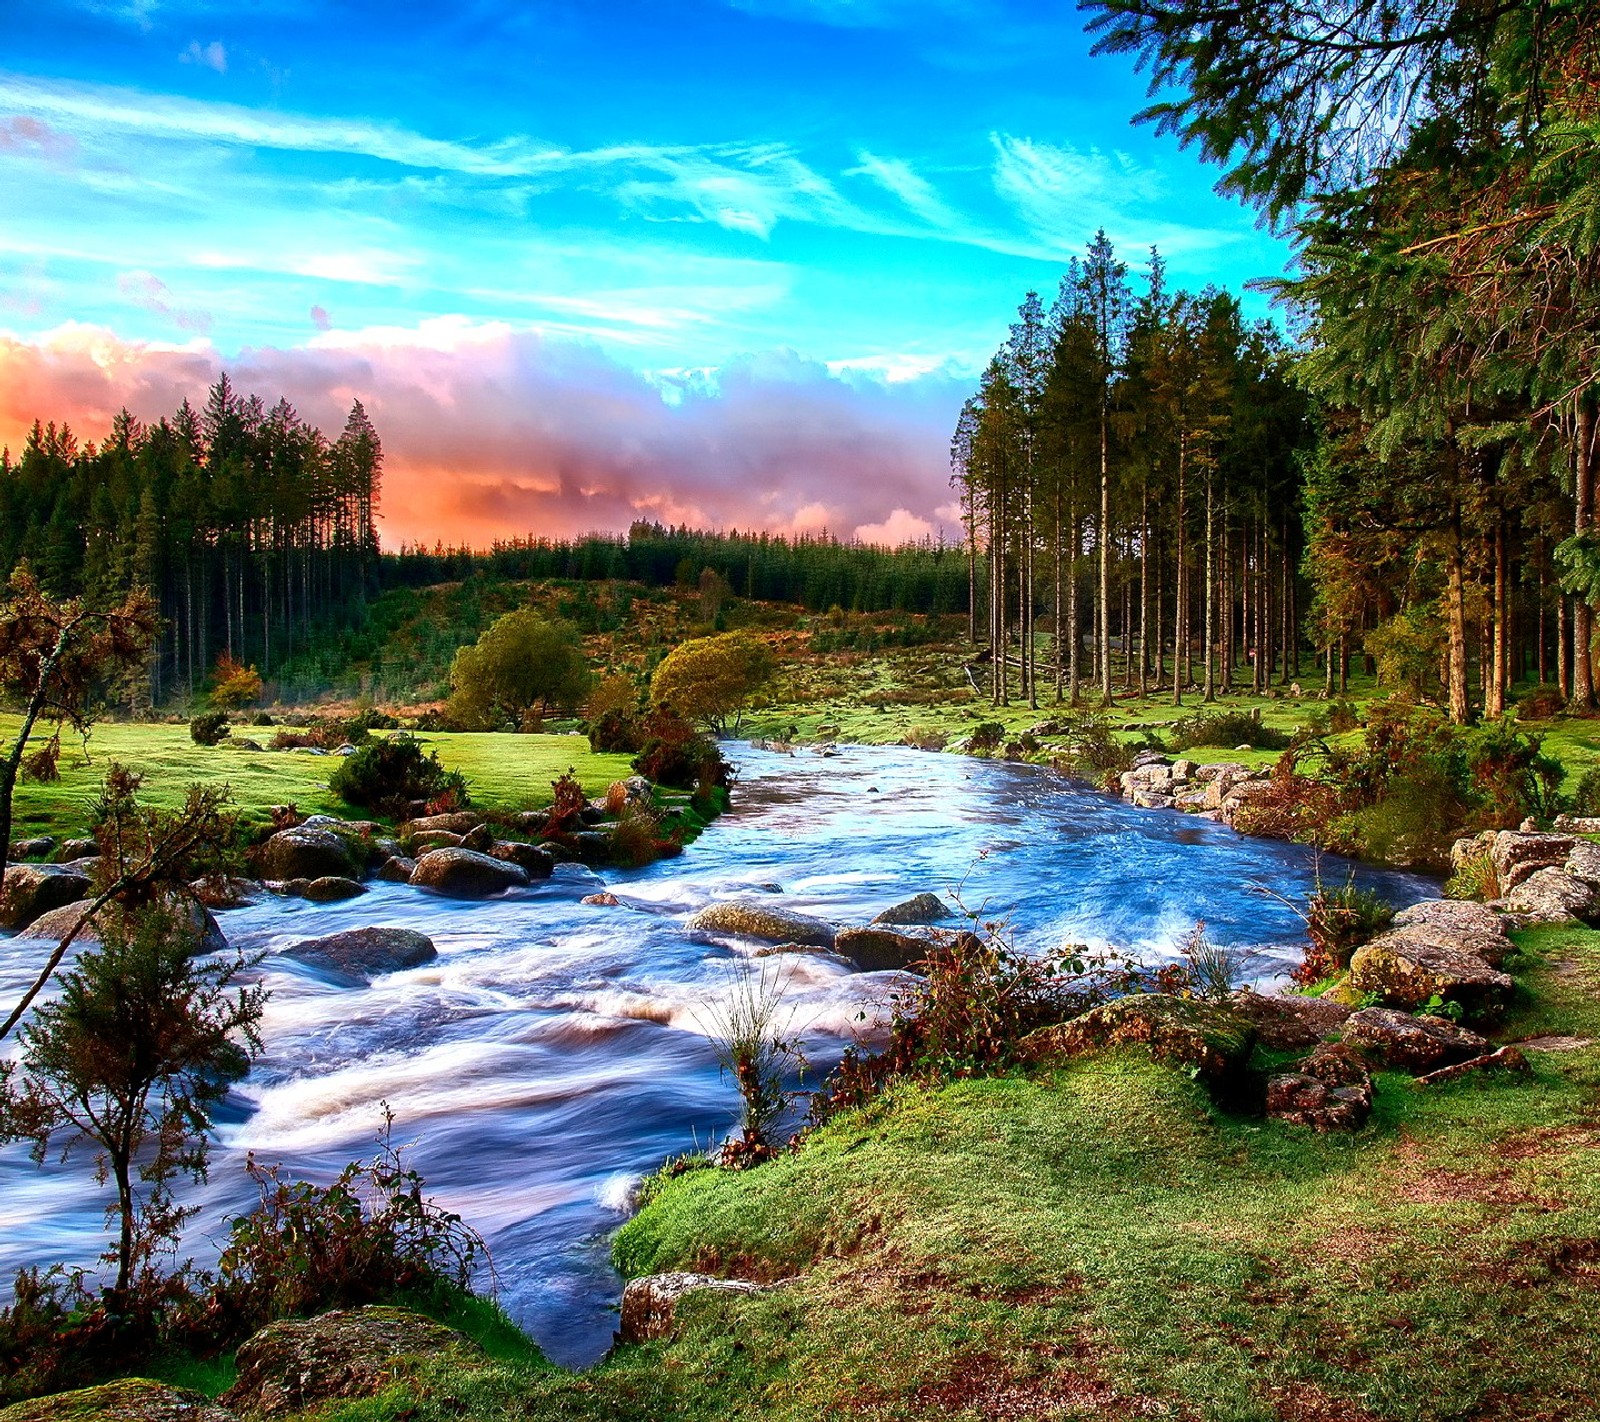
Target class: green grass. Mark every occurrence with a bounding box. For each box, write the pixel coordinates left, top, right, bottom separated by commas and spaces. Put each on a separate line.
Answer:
0, 718, 636, 842
284, 926, 1600, 1422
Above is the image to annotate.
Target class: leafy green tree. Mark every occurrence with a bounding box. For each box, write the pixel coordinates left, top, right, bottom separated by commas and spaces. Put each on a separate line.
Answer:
446, 609, 593, 730
650, 631, 776, 735
2, 900, 265, 1302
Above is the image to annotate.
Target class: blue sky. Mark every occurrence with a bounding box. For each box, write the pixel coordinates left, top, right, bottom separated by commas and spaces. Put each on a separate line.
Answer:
0, 0, 1291, 545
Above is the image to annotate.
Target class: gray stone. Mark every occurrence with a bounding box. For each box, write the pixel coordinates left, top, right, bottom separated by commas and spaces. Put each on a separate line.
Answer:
1266, 1044, 1374, 1132
19, 896, 228, 956
1501, 866, 1600, 925
223, 1307, 478, 1419
618, 1272, 762, 1344
491, 840, 555, 877
258, 827, 359, 882
408, 847, 529, 898
873, 892, 953, 925
1349, 929, 1513, 1019
284, 927, 437, 981
686, 901, 836, 948
376, 855, 417, 883
299, 876, 367, 903
1342, 1007, 1490, 1073
1489, 831, 1576, 892
0, 1378, 238, 1422
0, 862, 90, 931
834, 926, 934, 972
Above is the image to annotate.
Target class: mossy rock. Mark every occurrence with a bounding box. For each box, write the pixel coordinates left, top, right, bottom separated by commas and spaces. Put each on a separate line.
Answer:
685, 901, 836, 949
1020, 993, 1256, 1082
834, 926, 933, 971
0, 1380, 235, 1422
1348, 930, 1513, 1020
222, 1306, 478, 1420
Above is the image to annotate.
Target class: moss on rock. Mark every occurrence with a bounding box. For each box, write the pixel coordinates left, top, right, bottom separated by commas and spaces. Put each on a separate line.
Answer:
1019, 993, 1255, 1081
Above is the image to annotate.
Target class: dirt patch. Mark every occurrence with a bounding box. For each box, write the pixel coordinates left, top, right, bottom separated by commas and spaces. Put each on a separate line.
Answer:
1491, 1122, 1600, 1162
1264, 1380, 1382, 1422
906, 1346, 1165, 1419
1399, 1168, 1559, 1210
1510, 1035, 1596, 1053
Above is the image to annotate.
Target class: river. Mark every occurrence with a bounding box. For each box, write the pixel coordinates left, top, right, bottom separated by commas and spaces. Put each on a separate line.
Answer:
0, 742, 1436, 1366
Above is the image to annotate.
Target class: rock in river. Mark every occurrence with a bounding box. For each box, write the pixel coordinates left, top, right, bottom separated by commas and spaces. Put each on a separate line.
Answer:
257, 827, 359, 882
685, 901, 836, 949
19, 897, 228, 955
283, 927, 437, 981
834, 926, 935, 972
0, 862, 90, 931
223, 1307, 478, 1420
408, 847, 529, 898
872, 892, 953, 925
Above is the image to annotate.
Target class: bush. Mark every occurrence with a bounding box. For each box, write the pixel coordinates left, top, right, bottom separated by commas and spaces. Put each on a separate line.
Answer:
328, 733, 469, 817
1170, 709, 1290, 752
189, 711, 231, 746
632, 708, 729, 792
1327, 699, 1361, 733
1056, 717, 1135, 782
902, 725, 947, 751
1516, 683, 1565, 720
1230, 771, 1346, 843
1464, 719, 1563, 826
1446, 850, 1500, 901
965, 721, 1006, 754
1298, 879, 1395, 983
1571, 766, 1600, 817
210, 655, 262, 709
211, 1112, 488, 1339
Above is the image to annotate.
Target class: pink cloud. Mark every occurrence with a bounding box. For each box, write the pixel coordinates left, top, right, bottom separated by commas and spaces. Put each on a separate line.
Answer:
0, 321, 965, 549
116, 271, 213, 334
854, 507, 935, 547
0, 115, 77, 165
310, 304, 332, 331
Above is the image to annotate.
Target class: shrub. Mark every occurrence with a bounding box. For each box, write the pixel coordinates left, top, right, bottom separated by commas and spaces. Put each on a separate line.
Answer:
210, 655, 263, 709
328, 733, 469, 817
189, 711, 231, 746
1327, 699, 1361, 733
632, 708, 729, 791
902, 725, 948, 751
1056, 717, 1135, 782
1170, 709, 1290, 752
211, 1112, 488, 1338
1571, 766, 1600, 817
1230, 772, 1346, 843
1516, 683, 1565, 721
966, 721, 1006, 754
1464, 719, 1563, 826
1446, 850, 1500, 901
542, 768, 589, 837
1299, 879, 1395, 983
1175, 921, 1245, 1001
20, 731, 60, 783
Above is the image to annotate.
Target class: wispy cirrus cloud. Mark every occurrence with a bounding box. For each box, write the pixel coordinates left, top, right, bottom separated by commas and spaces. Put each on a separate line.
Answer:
116, 269, 212, 333
178, 39, 228, 73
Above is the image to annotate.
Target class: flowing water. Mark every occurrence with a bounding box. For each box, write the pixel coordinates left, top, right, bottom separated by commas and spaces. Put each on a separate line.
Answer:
0, 743, 1437, 1365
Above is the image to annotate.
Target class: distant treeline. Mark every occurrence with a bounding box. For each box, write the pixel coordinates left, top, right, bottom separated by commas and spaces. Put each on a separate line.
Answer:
0, 376, 382, 704
382, 523, 971, 615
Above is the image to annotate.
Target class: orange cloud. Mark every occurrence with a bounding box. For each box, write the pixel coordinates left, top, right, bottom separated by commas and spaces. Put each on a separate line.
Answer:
0, 321, 964, 548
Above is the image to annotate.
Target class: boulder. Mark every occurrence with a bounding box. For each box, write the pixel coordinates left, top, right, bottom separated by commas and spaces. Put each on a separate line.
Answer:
872, 892, 952, 925
56, 837, 99, 862
0, 1379, 237, 1422
190, 875, 261, 910
1349, 929, 1513, 1019
397, 812, 480, 838
461, 824, 494, 853
490, 841, 555, 877
283, 927, 437, 981
1020, 993, 1255, 1082
376, 855, 417, 883
300, 876, 368, 903
301, 815, 383, 837
1501, 866, 1600, 925
568, 830, 615, 865
0, 862, 91, 930
18, 897, 228, 956
1341, 1007, 1490, 1073
1489, 831, 1575, 892
222, 1307, 478, 1420
1266, 1044, 1374, 1132
258, 827, 359, 882
583, 891, 622, 906
8, 836, 56, 861
618, 1272, 762, 1345
408, 830, 464, 852
1391, 899, 1513, 965
1565, 840, 1600, 887
408, 847, 529, 898
1228, 990, 1352, 1050
834, 926, 934, 972
685, 901, 836, 949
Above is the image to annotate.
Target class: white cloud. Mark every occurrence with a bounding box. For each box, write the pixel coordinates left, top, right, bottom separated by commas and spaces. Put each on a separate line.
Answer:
179, 39, 228, 73
853, 507, 937, 546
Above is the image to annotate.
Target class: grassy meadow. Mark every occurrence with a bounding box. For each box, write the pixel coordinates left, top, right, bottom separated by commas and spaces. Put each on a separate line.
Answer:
0, 717, 636, 841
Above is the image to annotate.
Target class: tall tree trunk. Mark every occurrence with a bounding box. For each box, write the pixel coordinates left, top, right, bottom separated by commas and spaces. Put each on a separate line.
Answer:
1099, 397, 1113, 706
1445, 509, 1471, 724
1172, 432, 1187, 706
1138, 479, 1150, 698
1203, 466, 1216, 702
1573, 401, 1597, 711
